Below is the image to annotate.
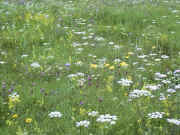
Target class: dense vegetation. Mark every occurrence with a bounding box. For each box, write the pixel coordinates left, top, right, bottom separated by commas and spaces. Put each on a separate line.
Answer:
0, 0, 180, 134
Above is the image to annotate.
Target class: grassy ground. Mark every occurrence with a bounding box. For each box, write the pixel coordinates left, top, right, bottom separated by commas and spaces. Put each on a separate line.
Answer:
0, 0, 180, 134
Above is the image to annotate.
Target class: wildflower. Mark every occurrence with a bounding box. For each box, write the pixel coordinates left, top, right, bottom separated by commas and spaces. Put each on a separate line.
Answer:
31, 62, 40, 68
114, 58, 121, 63
167, 89, 176, 93
90, 64, 97, 69
48, 111, 62, 118
0, 61, 6, 64
109, 42, 114, 45
117, 78, 133, 86
175, 84, 180, 89
109, 66, 114, 70
76, 120, 90, 128
12, 114, 18, 119
155, 72, 167, 78
21, 54, 28, 58
145, 84, 160, 91
161, 55, 169, 59
105, 64, 110, 67
88, 111, 99, 117
96, 114, 117, 125
128, 89, 153, 100
138, 55, 147, 59
120, 62, 128, 67
167, 118, 180, 125
25, 118, 32, 123
65, 63, 71, 67
147, 112, 165, 119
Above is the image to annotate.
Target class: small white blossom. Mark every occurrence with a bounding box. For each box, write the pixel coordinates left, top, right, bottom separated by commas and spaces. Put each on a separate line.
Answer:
161, 55, 169, 59
76, 120, 90, 128
129, 89, 153, 100
117, 79, 133, 86
48, 111, 62, 118
155, 72, 167, 78
0, 61, 6, 64
96, 114, 117, 125
88, 111, 99, 117
167, 118, 180, 125
148, 112, 165, 119
145, 84, 160, 91
175, 84, 180, 89
31, 62, 40, 68
21, 54, 28, 58
167, 89, 176, 93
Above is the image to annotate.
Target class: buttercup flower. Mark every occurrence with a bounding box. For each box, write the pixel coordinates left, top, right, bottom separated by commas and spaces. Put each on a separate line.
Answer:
25, 118, 32, 123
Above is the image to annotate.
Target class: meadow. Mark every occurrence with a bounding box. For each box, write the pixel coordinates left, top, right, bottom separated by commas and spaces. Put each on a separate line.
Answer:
0, 0, 180, 134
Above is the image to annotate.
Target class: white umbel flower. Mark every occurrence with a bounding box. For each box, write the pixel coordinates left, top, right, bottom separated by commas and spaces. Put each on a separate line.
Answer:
88, 111, 99, 117
167, 118, 180, 125
48, 111, 62, 118
31, 62, 40, 68
129, 89, 153, 100
147, 112, 165, 119
117, 78, 133, 86
76, 120, 90, 128
96, 114, 117, 125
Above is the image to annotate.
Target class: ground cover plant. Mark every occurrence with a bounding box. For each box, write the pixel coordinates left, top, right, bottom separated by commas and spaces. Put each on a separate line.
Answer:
0, 0, 180, 134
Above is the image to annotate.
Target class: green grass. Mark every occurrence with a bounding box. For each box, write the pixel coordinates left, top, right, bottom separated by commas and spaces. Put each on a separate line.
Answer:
0, 0, 180, 134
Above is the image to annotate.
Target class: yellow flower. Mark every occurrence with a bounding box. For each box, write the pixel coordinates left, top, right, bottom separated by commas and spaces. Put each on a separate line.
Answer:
90, 64, 97, 69
25, 118, 32, 124
120, 61, 128, 67
12, 114, 18, 119
105, 64, 110, 67
152, 46, 156, 49
109, 66, 114, 70
128, 52, 134, 55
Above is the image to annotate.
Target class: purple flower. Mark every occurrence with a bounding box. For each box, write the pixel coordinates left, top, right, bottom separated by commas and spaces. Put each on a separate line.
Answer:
80, 101, 84, 105
65, 63, 71, 67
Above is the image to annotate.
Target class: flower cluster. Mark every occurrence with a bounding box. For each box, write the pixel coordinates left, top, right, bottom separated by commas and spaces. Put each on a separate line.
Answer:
117, 78, 133, 86
30, 62, 40, 68
167, 118, 180, 125
48, 111, 62, 118
147, 112, 165, 119
128, 89, 153, 100
76, 120, 90, 128
96, 114, 117, 125
145, 84, 160, 91
88, 111, 99, 117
